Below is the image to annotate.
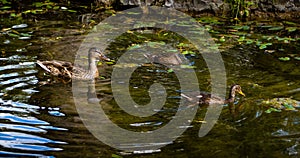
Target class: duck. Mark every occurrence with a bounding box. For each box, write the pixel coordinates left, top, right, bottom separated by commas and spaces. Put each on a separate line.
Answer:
181, 84, 245, 105
36, 47, 110, 81
144, 53, 187, 65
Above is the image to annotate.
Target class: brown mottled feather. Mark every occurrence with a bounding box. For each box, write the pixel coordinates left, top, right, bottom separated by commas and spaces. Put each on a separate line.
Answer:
37, 48, 110, 81
181, 84, 245, 105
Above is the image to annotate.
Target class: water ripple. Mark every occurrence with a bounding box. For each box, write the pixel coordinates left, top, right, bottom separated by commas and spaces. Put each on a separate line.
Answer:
0, 123, 47, 133
130, 121, 163, 127
4, 82, 28, 91
0, 72, 19, 78
1, 131, 66, 144
48, 111, 66, 117
0, 113, 49, 125
0, 62, 35, 71
0, 131, 65, 151
12, 24, 28, 29
0, 99, 68, 154
1, 76, 36, 85
0, 99, 40, 112
0, 151, 51, 157
39, 125, 68, 131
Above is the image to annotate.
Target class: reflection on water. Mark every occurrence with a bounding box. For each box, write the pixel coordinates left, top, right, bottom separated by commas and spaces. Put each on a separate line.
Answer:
0, 98, 68, 156
0, 21, 69, 156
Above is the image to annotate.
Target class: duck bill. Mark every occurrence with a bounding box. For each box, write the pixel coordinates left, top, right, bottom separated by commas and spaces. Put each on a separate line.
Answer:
97, 51, 111, 61
238, 90, 245, 96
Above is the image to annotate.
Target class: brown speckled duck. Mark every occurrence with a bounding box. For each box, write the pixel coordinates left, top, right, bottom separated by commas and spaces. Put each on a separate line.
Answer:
144, 53, 187, 65
37, 47, 110, 81
181, 84, 245, 105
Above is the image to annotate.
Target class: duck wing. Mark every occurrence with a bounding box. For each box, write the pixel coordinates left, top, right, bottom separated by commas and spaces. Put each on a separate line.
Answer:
199, 93, 225, 105
181, 91, 225, 105
36, 60, 74, 78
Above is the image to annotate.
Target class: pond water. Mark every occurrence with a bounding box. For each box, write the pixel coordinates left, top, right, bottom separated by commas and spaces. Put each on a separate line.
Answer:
0, 8, 300, 158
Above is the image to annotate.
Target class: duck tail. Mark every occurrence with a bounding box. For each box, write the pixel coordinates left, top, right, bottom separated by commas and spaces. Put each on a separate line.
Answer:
36, 60, 51, 73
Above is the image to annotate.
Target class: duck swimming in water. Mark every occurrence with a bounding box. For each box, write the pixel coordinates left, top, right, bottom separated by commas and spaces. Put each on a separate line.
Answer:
181, 84, 245, 105
37, 47, 110, 81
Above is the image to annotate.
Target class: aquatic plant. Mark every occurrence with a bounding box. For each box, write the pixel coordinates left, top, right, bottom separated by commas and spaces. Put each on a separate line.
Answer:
262, 98, 300, 113
224, 0, 256, 21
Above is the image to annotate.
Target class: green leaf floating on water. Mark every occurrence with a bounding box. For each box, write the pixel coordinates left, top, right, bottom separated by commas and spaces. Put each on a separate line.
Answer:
268, 26, 284, 31
286, 27, 297, 32
0, 6, 11, 9
262, 35, 273, 41
283, 103, 296, 111
256, 40, 262, 46
180, 65, 195, 69
177, 43, 190, 47
242, 25, 250, 30
284, 21, 297, 26
167, 68, 174, 73
238, 36, 245, 42
67, 10, 77, 13
33, 2, 44, 7
258, 43, 272, 49
46, 5, 52, 9
259, 45, 267, 49
182, 50, 195, 55
294, 57, 300, 60
265, 108, 281, 113
127, 44, 141, 50
53, 6, 60, 10
147, 41, 165, 48
8, 33, 19, 37
105, 61, 115, 65
10, 13, 16, 17
246, 39, 254, 44
112, 153, 123, 158
278, 57, 290, 61
197, 17, 224, 25
260, 25, 273, 28
229, 25, 250, 30
219, 36, 225, 42
127, 12, 140, 15
167, 49, 179, 53
275, 36, 295, 42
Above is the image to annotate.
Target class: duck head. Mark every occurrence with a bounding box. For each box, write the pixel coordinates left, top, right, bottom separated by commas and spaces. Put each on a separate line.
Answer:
89, 47, 110, 62
231, 84, 245, 97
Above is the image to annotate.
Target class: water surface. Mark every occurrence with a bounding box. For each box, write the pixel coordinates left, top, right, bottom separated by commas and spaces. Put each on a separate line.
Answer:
0, 12, 300, 158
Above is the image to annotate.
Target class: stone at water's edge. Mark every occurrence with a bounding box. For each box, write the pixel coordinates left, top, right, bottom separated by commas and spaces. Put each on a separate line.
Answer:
96, 0, 300, 19
118, 0, 223, 13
